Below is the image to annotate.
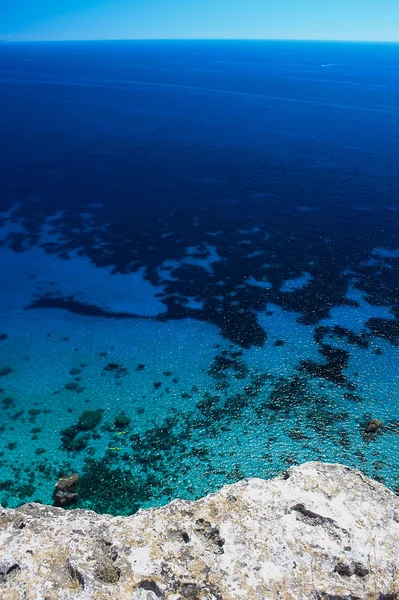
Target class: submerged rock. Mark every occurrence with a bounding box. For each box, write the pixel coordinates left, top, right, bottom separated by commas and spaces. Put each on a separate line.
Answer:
60, 426, 90, 452
103, 362, 121, 371
77, 410, 103, 431
1, 462, 399, 599
114, 411, 131, 430
0, 366, 12, 377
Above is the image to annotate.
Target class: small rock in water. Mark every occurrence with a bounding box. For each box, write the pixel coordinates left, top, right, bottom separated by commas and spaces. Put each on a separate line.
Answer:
55, 473, 79, 492
364, 418, 383, 434
53, 473, 79, 507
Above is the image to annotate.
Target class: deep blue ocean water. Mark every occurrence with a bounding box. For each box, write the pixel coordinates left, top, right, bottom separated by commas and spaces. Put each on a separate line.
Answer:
0, 40, 398, 514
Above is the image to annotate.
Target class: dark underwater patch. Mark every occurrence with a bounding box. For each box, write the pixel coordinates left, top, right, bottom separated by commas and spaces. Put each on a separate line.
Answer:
365, 317, 399, 345
26, 296, 143, 319
314, 325, 369, 349
301, 345, 351, 387
77, 456, 154, 515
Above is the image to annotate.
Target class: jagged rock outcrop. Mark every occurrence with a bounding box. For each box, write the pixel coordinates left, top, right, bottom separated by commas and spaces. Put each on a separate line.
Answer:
1, 462, 399, 599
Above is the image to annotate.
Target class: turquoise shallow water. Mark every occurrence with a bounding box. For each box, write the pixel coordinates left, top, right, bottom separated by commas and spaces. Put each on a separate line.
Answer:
0, 215, 398, 513
0, 40, 399, 513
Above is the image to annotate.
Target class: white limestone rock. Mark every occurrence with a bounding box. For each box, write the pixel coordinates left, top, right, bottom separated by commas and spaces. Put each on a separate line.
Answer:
1, 461, 399, 599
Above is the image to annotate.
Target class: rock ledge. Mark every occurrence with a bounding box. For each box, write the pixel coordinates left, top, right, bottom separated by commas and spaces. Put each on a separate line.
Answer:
1, 461, 399, 599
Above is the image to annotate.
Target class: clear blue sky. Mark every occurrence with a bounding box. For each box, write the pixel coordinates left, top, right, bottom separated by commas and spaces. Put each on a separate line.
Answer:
2, 0, 399, 42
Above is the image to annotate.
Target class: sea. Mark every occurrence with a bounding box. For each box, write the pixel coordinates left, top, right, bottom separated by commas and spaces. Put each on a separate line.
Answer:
0, 40, 398, 514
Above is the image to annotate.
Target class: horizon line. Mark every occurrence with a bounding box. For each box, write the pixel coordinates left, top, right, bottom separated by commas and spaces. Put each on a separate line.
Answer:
1, 37, 399, 44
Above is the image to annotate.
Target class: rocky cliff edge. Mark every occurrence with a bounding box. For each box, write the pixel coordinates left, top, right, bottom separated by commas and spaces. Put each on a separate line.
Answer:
1, 462, 399, 599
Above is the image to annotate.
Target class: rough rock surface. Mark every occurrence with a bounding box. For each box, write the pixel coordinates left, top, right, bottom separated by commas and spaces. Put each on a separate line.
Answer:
1, 462, 399, 599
